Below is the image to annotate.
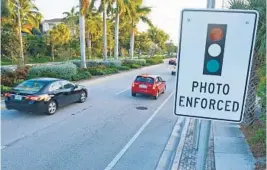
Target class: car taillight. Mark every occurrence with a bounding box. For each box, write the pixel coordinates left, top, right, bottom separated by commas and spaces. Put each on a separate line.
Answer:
132, 82, 138, 87
153, 84, 157, 89
4, 93, 12, 97
26, 95, 51, 101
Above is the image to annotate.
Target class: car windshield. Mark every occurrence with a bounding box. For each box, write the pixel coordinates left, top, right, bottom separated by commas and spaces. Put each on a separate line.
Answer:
135, 76, 154, 84
13, 81, 47, 94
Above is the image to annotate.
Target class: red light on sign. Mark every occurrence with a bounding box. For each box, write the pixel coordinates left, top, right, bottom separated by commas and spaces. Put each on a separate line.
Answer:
210, 28, 223, 41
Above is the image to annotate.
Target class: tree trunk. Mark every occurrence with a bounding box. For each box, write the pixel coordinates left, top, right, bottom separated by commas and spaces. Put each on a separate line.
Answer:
87, 33, 92, 59
51, 44, 55, 62
103, 5, 108, 61
130, 25, 135, 59
114, 7, 119, 60
79, 15, 87, 68
17, 6, 24, 68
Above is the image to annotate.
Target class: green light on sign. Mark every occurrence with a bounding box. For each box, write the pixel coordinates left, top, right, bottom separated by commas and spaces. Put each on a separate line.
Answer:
207, 59, 219, 73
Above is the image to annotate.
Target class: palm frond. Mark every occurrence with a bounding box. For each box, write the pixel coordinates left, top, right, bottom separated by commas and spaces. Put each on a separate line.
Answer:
140, 16, 153, 27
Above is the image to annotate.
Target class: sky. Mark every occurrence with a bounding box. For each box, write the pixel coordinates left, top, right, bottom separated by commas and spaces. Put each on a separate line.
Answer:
35, 0, 224, 45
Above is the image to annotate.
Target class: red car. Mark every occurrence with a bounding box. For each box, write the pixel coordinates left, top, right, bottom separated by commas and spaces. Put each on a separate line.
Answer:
131, 74, 166, 99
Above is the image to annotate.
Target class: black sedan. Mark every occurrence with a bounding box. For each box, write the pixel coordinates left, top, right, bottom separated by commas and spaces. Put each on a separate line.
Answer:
4, 78, 88, 115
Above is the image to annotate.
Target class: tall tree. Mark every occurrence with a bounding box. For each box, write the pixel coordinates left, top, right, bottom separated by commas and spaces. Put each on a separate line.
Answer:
47, 24, 71, 61
113, 0, 130, 60
79, 0, 90, 68
129, 3, 152, 58
63, 6, 79, 38
147, 26, 169, 52
1, 0, 43, 67
228, 0, 266, 125
94, 0, 113, 61
85, 9, 102, 59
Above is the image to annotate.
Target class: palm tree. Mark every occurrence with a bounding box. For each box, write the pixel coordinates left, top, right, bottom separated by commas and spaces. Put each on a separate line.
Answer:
63, 6, 79, 38
85, 10, 102, 59
93, 0, 113, 61
128, 3, 152, 59
228, 0, 266, 125
79, 0, 90, 68
1, 0, 43, 67
113, 0, 130, 60
47, 24, 71, 61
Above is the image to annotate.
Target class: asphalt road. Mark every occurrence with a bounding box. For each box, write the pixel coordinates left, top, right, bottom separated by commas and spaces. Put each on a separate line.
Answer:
1, 62, 181, 170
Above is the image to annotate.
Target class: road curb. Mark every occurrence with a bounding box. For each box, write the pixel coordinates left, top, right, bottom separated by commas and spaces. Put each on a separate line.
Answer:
170, 118, 191, 170
155, 117, 190, 170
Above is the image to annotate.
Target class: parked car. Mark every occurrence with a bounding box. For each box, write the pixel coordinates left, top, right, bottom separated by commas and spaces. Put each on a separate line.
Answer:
131, 74, 166, 99
4, 78, 88, 115
168, 58, 176, 65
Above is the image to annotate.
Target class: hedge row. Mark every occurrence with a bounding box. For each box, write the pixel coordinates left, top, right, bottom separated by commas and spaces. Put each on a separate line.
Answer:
1, 57, 164, 88
72, 60, 122, 68
28, 63, 77, 80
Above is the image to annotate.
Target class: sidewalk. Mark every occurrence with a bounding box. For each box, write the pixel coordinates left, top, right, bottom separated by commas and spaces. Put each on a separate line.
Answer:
172, 119, 255, 170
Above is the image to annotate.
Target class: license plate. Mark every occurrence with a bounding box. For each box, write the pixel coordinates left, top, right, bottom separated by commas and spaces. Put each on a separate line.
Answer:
14, 95, 22, 100
139, 84, 147, 89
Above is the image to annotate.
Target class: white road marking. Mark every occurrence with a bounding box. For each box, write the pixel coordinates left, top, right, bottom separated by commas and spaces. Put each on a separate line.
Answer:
104, 91, 175, 170
116, 88, 130, 95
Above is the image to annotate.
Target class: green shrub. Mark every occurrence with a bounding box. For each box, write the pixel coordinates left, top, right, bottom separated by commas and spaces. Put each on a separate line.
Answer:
72, 69, 92, 81
86, 65, 119, 76
1, 85, 12, 93
28, 63, 77, 80
145, 57, 164, 65
72, 60, 122, 67
250, 128, 266, 144
130, 64, 141, 69
118, 66, 130, 71
87, 65, 107, 76
122, 59, 146, 66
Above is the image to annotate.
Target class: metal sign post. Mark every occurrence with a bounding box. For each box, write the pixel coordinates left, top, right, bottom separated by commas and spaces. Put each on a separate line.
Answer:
195, 1, 214, 170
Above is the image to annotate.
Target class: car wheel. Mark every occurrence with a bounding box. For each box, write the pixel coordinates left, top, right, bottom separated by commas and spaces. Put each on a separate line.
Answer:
79, 90, 87, 103
132, 93, 136, 97
47, 100, 57, 115
154, 91, 159, 100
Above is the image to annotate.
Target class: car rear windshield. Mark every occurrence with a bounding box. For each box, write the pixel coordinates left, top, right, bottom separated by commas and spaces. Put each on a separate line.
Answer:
13, 81, 47, 94
135, 76, 154, 84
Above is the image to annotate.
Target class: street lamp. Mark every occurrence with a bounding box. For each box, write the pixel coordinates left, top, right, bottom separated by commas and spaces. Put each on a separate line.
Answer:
11, 0, 24, 67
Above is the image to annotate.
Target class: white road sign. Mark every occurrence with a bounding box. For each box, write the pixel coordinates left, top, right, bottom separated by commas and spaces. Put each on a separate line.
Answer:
174, 9, 259, 122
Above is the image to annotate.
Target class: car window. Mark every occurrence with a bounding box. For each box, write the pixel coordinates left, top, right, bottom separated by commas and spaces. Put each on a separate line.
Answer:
135, 76, 154, 84
49, 81, 63, 92
61, 81, 75, 90
158, 77, 163, 82
14, 81, 47, 94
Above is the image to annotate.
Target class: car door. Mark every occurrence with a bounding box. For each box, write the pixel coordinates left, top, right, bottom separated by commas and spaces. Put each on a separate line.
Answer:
61, 81, 79, 104
157, 77, 165, 93
48, 81, 66, 107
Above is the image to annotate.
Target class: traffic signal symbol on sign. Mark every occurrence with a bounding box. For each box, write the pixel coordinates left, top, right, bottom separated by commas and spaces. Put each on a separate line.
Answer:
203, 24, 227, 76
